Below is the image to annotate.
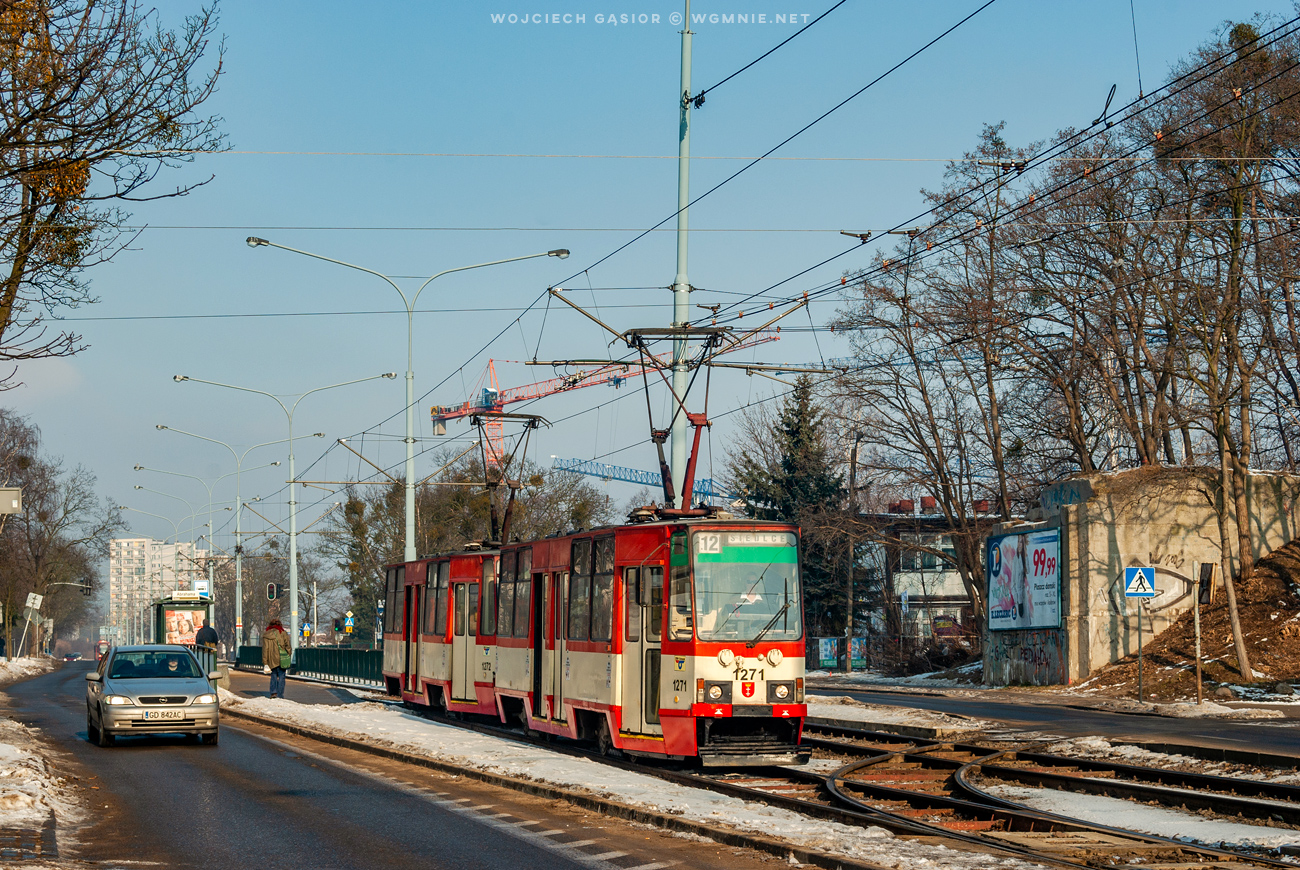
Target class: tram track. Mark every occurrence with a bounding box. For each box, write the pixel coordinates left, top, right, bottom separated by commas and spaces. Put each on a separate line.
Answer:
379, 699, 1299, 869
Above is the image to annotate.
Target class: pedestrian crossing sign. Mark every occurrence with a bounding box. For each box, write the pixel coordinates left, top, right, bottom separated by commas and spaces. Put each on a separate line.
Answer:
1124, 567, 1156, 598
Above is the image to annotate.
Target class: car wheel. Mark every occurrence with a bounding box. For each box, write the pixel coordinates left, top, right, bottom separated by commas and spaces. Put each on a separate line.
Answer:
95, 708, 114, 747
201, 730, 219, 746
86, 715, 98, 744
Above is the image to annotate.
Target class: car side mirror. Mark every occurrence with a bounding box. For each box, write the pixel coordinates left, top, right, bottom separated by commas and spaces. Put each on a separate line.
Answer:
85, 672, 101, 682
208, 671, 221, 681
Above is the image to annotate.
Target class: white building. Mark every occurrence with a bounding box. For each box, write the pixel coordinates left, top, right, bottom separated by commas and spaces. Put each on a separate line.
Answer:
107, 537, 205, 644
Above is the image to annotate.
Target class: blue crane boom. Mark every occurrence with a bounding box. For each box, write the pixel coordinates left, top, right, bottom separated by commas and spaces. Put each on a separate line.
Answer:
551, 457, 733, 502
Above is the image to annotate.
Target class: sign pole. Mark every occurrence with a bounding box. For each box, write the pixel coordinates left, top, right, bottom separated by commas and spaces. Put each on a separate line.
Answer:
1193, 561, 1203, 705
1137, 600, 1143, 703
1123, 566, 1155, 704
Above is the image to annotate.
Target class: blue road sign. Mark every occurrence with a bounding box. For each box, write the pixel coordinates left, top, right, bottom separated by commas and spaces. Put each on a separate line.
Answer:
1124, 567, 1156, 598
344, 616, 355, 627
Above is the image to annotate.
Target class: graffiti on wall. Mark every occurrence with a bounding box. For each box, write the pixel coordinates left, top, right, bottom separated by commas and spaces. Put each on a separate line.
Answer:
985, 629, 1066, 686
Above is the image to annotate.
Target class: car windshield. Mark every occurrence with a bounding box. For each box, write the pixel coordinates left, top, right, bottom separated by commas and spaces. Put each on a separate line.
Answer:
108, 651, 202, 679
691, 530, 803, 642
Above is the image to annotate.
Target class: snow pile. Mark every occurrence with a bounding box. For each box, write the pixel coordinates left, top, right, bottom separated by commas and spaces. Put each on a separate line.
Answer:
984, 783, 1300, 850
809, 665, 982, 690
0, 658, 54, 685
0, 717, 77, 829
1150, 700, 1285, 719
1047, 736, 1300, 785
806, 695, 995, 732
223, 695, 1043, 869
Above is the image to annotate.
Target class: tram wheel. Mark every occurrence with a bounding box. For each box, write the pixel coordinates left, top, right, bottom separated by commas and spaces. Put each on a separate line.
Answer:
596, 719, 614, 757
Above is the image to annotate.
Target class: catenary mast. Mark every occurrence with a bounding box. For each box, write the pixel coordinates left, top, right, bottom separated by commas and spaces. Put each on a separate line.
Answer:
670, 0, 694, 508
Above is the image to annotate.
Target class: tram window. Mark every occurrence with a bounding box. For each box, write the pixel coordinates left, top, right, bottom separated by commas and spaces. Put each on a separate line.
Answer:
434, 566, 449, 636
646, 567, 663, 642
480, 560, 497, 635
591, 571, 613, 642
671, 533, 686, 557
568, 574, 590, 641
513, 574, 531, 638
624, 568, 640, 642
668, 564, 692, 641
595, 537, 614, 574
454, 585, 467, 637
572, 539, 591, 577
496, 551, 517, 638
423, 568, 438, 634
468, 585, 479, 637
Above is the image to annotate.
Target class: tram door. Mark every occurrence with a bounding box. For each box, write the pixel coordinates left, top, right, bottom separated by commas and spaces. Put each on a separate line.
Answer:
403, 581, 421, 694
620, 566, 663, 733
451, 583, 476, 701
551, 571, 568, 721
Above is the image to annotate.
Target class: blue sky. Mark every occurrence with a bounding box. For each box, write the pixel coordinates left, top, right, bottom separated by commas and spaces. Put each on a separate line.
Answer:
9, 0, 1293, 550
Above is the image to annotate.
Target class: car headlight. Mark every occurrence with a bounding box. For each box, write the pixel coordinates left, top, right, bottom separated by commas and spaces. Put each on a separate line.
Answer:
707, 684, 723, 701
773, 683, 790, 700
193, 694, 217, 705
104, 695, 133, 706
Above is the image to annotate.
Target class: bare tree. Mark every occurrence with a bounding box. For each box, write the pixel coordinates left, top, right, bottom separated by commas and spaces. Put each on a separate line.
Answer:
0, 0, 224, 373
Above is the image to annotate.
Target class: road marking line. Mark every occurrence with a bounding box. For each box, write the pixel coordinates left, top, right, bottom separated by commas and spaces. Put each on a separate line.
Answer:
537, 830, 566, 837
469, 804, 496, 810
590, 851, 627, 860
622, 863, 672, 870
488, 812, 513, 819
512, 820, 541, 827
563, 839, 597, 847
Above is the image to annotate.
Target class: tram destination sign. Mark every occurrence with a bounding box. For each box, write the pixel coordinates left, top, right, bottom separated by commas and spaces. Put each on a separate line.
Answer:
986, 527, 1061, 631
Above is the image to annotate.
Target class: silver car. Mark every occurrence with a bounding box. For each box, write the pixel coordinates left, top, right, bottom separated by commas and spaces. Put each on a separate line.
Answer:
86, 644, 220, 746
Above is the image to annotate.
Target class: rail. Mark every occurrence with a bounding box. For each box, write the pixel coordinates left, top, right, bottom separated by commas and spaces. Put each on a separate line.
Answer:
235, 645, 383, 687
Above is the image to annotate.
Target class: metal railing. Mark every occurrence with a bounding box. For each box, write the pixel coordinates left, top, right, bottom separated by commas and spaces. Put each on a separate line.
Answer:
186, 644, 217, 675
235, 644, 383, 687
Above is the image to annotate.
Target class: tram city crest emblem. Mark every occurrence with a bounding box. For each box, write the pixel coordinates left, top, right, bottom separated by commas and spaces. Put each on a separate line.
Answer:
741, 681, 755, 698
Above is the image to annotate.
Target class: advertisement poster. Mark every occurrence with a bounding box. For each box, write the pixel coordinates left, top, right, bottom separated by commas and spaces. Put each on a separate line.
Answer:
932, 615, 963, 638
819, 637, 838, 669
850, 637, 867, 668
987, 528, 1060, 631
164, 609, 205, 645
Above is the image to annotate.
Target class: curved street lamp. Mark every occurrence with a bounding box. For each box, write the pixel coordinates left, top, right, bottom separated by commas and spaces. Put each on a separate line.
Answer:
173, 372, 397, 647
152, 423, 301, 642
247, 237, 569, 562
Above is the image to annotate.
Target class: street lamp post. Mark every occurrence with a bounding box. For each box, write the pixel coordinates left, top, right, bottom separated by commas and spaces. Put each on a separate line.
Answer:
147, 431, 298, 645
173, 372, 397, 647
246, 236, 569, 562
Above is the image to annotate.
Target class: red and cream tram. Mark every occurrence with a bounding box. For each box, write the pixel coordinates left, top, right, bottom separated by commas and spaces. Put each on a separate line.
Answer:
382, 517, 808, 766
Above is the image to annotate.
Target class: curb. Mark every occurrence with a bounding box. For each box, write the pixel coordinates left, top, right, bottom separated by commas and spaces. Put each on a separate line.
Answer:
221, 706, 895, 870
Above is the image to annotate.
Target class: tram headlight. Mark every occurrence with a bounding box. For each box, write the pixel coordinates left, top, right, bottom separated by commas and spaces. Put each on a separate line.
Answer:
773, 683, 790, 700
708, 684, 723, 701
767, 681, 796, 704
702, 681, 732, 704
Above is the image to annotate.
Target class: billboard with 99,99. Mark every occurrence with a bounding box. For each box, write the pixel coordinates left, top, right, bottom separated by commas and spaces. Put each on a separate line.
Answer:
986, 528, 1061, 631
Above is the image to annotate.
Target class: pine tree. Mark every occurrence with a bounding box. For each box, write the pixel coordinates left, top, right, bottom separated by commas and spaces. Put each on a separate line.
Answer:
732, 377, 845, 633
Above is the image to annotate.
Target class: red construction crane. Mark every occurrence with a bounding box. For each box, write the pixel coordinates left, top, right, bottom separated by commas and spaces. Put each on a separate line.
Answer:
431, 331, 779, 467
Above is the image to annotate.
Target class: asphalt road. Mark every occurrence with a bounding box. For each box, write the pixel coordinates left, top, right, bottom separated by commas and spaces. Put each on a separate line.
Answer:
8, 664, 777, 870
812, 686, 1300, 756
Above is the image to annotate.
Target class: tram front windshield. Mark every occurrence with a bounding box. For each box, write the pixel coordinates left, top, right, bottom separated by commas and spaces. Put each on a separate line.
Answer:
692, 530, 802, 643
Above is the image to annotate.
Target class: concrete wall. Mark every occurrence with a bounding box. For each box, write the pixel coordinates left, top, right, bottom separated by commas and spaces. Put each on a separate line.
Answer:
983, 467, 1300, 685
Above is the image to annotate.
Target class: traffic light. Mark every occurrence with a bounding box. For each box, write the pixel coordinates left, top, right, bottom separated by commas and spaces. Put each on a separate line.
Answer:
267, 582, 276, 601
81, 583, 91, 598
333, 618, 342, 633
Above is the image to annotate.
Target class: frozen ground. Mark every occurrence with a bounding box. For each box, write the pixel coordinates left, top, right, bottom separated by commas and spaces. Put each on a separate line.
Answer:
808, 664, 982, 690
0, 706, 81, 831
983, 783, 1300, 850
221, 692, 1047, 869
1044, 736, 1300, 784
0, 657, 54, 686
805, 694, 994, 732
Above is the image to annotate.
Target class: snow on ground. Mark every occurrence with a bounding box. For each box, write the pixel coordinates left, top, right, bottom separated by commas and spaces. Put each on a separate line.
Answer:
0, 657, 54, 686
806, 695, 994, 733
808, 666, 981, 690
223, 694, 1045, 869
1082, 697, 1287, 719
983, 783, 1300, 850
0, 711, 80, 830
1044, 736, 1300, 784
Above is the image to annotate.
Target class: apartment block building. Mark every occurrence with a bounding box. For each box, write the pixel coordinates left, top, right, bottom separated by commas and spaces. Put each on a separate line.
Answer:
108, 537, 204, 644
